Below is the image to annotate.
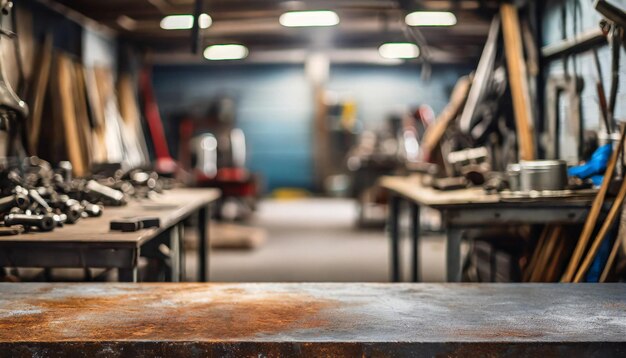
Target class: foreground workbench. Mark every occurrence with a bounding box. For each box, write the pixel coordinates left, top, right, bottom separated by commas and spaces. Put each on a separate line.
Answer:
0, 283, 624, 357
0, 188, 220, 282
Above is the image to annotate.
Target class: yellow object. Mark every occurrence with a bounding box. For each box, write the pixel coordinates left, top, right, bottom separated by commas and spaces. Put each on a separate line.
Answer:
340, 100, 357, 131
272, 188, 312, 200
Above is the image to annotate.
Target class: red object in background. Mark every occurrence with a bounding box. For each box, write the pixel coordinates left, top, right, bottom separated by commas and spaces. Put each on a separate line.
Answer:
216, 167, 247, 181
197, 168, 256, 197
178, 119, 194, 172
140, 67, 177, 174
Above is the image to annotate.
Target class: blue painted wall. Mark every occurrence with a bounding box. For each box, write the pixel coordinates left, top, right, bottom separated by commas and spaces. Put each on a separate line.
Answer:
152, 65, 314, 190
153, 63, 471, 191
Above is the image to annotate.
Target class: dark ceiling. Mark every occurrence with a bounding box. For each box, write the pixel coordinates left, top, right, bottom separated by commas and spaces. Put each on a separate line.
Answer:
51, 0, 500, 64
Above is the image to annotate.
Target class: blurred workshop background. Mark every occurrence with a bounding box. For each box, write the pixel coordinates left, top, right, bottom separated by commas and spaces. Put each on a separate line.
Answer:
1, 0, 625, 284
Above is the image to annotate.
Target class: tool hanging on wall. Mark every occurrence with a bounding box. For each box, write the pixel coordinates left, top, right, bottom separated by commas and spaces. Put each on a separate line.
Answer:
543, 75, 583, 161
606, 25, 622, 133
592, 49, 611, 134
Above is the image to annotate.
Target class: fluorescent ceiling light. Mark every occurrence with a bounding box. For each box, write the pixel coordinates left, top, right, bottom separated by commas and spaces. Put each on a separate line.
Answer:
405, 11, 457, 26
204, 44, 249, 61
279, 10, 339, 27
160, 13, 212, 30
378, 43, 420, 59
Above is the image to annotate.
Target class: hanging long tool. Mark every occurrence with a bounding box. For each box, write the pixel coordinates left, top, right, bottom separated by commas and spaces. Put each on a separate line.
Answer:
606, 25, 621, 132
562, 124, 626, 282
592, 49, 611, 134
501, 3, 536, 160
574, 172, 626, 282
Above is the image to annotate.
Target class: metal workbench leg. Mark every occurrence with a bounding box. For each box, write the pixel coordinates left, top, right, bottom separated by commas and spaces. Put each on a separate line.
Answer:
166, 225, 181, 282
388, 195, 401, 282
446, 228, 463, 282
118, 268, 138, 282
178, 224, 186, 281
410, 203, 420, 282
118, 248, 139, 282
198, 205, 209, 282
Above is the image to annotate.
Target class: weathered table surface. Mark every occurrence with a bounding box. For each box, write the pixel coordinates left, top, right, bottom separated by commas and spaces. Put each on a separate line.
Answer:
379, 175, 597, 209
1, 283, 625, 356
0, 188, 220, 247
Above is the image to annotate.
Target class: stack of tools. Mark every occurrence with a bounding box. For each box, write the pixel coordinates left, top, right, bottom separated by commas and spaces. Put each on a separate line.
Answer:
89, 166, 175, 201
0, 157, 109, 233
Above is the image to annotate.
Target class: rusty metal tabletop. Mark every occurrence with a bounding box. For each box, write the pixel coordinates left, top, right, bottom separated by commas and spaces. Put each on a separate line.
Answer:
1, 283, 625, 357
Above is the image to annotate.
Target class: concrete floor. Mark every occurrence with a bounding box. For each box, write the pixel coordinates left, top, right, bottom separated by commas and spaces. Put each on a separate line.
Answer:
186, 198, 448, 282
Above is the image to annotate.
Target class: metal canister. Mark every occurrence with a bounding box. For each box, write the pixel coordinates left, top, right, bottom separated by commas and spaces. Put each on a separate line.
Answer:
520, 160, 568, 192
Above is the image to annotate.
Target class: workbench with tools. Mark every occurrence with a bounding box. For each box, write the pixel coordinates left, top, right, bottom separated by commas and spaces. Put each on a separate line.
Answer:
380, 175, 602, 282
0, 188, 220, 282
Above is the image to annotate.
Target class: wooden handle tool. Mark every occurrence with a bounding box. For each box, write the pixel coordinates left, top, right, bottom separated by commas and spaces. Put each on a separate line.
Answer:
562, 124, 626, 282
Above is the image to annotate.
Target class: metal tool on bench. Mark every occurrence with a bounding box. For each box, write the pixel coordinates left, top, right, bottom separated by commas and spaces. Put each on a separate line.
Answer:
446, 147, 491, 186
110, 216, 160, 232
4, 213, 55, 232
0, 157, 108, 232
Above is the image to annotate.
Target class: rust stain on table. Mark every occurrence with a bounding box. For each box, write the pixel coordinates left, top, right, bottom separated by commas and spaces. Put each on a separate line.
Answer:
0, 284, 339, 342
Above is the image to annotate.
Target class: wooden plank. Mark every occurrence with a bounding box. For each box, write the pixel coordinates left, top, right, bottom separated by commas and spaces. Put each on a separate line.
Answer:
574, 176, 626, 282
117, 73, 150, 166
72, 62, 93, 170
84, 67, 108, 163
600, 206, 626, 282
523, 225, 551, 282
543, 233, 569, 282
54, 54, 87, 176
501, 3, 536, 161
26, 35, 52, 155
93, 66, 130, 165
1, 283, 625, 356
14, 5, 35, 97
529, 226, 562, 282
420, 75, 472, 160
562, 124, 626, 282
